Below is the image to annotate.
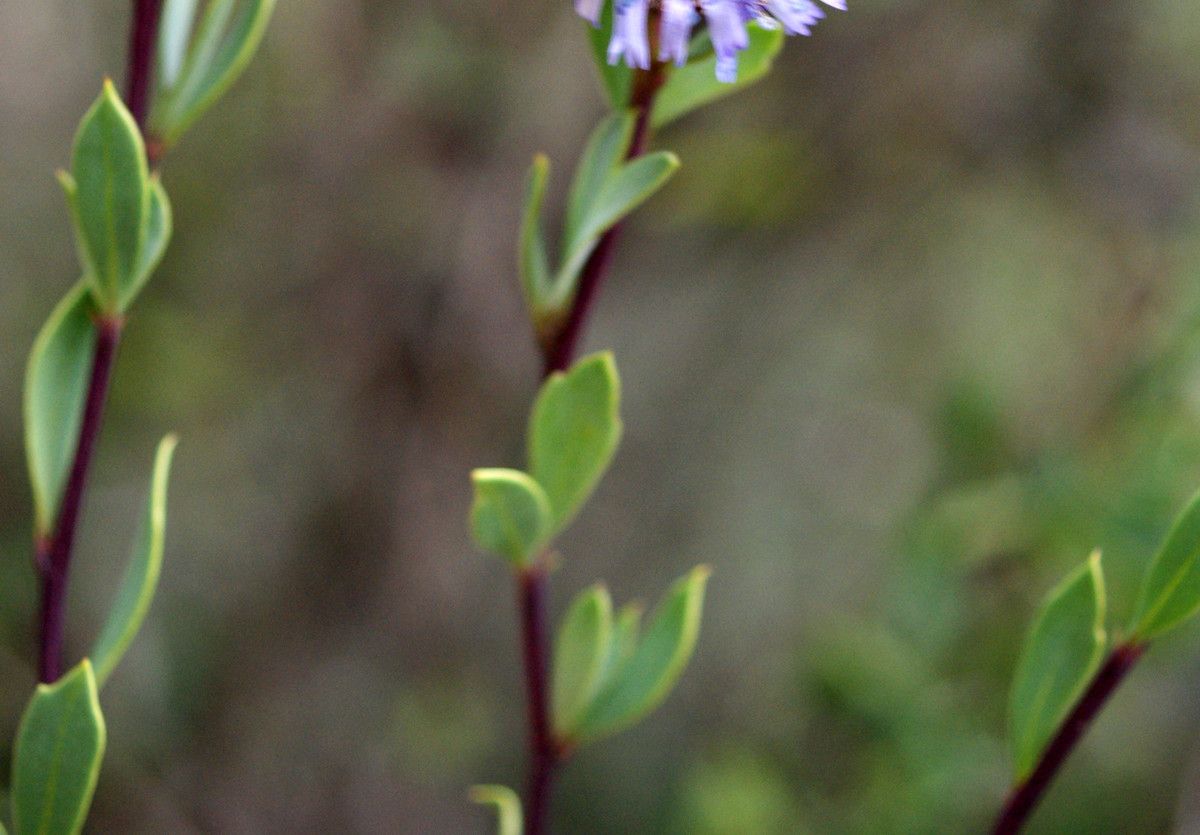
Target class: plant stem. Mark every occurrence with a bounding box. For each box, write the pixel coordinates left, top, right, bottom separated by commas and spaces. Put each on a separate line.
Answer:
35, 1, 161, 683
991, 641, 1146, 834
518, 51, 667, 835
38, 316, 124, 683
126, 0, 164, 131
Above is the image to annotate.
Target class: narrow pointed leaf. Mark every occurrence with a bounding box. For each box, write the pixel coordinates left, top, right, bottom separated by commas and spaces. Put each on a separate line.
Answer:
1130, 490, 1200, 639
11, 661, 106, 835
469, 469, 553, 567
159, 0, 200, 87
527, 353, 623, 533
557, 151, 679, 287
586, 0, 633, 108
652, 24, 785, 129
469, 785, 523, 835
552, 585, 613, 737
1009, 552, 1106, 779
69, 81, 149, 312
577, 566, 710, 741
24, 283, 97, 536
518, 155, 553, 323
90, 435, 179, 688
155, 0, 276, 145
564, 112, 635, 250
120, 177, 172, 312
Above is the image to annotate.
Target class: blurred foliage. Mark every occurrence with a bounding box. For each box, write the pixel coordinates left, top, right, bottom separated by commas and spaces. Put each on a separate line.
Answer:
0, 0, 1199, 832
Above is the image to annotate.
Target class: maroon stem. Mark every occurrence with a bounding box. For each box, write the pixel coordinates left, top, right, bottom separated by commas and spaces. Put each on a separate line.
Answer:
126, 0, 164, 131
991, 641, 1146, 834
38, 317, 124, 683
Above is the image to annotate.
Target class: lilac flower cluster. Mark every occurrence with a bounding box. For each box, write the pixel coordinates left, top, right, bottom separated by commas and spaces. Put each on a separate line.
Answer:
576, 0, 844, 83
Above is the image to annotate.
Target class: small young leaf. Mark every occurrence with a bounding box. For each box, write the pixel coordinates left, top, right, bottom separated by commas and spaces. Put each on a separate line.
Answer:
1130, 490, 1200, 639
652, 24, 786, 129
527, 353, 623, 533
586, 0, 633, 108
24, 283, 97, 536
552, 584, 613, 737
564, 112, 635, 250
90, 435, 179, 688
121, 177, 173, 311
576, 566, 710, 741
68, 81, 150, 312
1009, 552, 1106, 779
518, 155, 553, 324
469, 785, 523, 835
556, 151, 680, 290
11, 660, 106, 835
600, 602, 642, 683
469, 469, 553, 567
159, 0, 200, 88
154, 0, 276, 146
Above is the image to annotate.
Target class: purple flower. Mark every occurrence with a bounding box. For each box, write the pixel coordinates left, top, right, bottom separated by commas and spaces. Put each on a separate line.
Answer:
581, 0, 844, 82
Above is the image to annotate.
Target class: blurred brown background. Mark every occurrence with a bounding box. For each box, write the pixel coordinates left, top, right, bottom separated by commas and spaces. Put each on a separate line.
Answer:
2, 0, 1200, 832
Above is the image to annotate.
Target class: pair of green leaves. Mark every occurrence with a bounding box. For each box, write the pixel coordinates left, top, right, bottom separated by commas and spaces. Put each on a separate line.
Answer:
8, 437, 177, 835
152, 0, 277, 148
520, 114, 678, 339
585, 4, 785, 129
1009, 489, 1200, 778
552, 567, 710, 743
471, 354, 623, 567
59, 83, 172, 317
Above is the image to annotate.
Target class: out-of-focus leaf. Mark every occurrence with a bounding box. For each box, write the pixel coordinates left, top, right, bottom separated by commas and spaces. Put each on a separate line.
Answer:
1009, 552, 1106, 779
528, 353, 623, 533
1130, 490, 1200, 639
469, 469, 553, 567
552, 584, 613, 737
586, 0, 633, 107
600, 602, 642, 683
90, 436, 179, 688
576, 566, 710, 741
121, 178, 173, 311
564, 111, 635, 250
11, 661, 105, 835
518, 154, 553, 327
159, 0, 200, 87
469, 785, 523, 835
67, 81, 149, 312
652, 24, 785, 128
24, 283, 97, 536
154, 0, 276, 145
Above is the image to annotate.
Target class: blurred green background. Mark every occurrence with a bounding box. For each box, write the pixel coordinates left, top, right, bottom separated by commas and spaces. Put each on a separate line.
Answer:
2, 0, 1200, 832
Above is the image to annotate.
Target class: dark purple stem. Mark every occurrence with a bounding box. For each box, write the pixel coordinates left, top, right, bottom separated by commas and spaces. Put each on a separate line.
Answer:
991, 641, 1146, 834
38, 317, 123, 683
126, 0, 164, 132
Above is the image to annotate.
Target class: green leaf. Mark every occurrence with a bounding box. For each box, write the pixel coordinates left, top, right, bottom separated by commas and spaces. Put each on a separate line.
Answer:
576, 566, 710, 741
1009, 552, 1106, 779
527, 353, 623, 533
469, 469, 553, 567
586, 1, 633, 108
469, 785, 523, 835
1130, 490, 1200, 639
121, 177, 173, 311
652, 24, 786, 129
552, 585, 613, 737
518, 155, 553, 326
67, 81, 149, 312
159, 0, 200, 87
564, 113, 635, 250
11, 661, 106, 835
556, 150, 679, 292
600, 602, 642, 683
24, 283, 97, 536
154, 0, 276, 146
90, 435, 179, 688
